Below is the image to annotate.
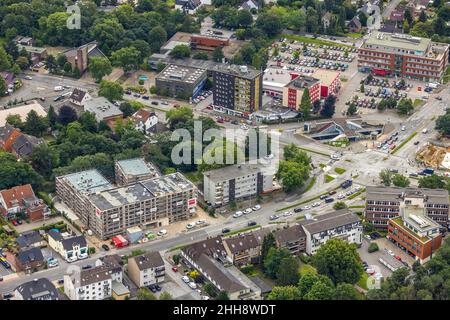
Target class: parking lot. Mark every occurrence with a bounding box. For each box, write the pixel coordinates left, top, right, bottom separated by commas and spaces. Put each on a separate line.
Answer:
269, 37, 359, 79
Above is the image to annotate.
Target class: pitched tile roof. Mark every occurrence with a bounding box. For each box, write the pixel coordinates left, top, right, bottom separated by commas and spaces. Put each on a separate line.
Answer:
16, 230, 43, 249
0, 184, 36, 210
15, 278, 59, 300
131, 251, 164, 271
274, 224, 306, 245
16, 247, 44, 265
70, 88, 87, 103
223, 233, 259, 254
11, 133, 44, 158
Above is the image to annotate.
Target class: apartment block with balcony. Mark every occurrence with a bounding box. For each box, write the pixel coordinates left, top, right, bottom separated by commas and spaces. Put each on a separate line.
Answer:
56, 169, 197, 240
387, 191, 443, 263
64, 265, 113, 300
223, 233, 260, 266
365, 186, 449, 230
127, 251, 165, 287
301, 209, 362, 255
274, 224, 307, 256
212, 64, 263, 117
203, 164, 274, 207
358, 32, 449, 82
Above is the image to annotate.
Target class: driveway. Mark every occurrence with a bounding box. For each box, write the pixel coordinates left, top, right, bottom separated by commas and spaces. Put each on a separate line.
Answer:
358, 238, 393, 278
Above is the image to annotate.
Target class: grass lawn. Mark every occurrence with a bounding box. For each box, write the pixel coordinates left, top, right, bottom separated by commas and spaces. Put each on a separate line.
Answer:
391, 132, 417, 155
325, 174, 335, 183
299, 263, 317, 276
348, 205, 365, 209
347, 188, 365, 200
345, 33, 363, 39
357, 273, 369, 290
334, 167, 346, 175
413, 99, 424, 108
283, 34, 353, 49
304, 177, 317, 193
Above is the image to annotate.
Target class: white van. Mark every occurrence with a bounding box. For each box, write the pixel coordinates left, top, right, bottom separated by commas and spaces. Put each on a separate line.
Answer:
54, 86, 63, 91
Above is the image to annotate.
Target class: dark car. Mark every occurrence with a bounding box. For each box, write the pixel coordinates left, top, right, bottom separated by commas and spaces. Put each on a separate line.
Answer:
102, 244, 110, 251
328, 190, 337, 195
148, 285, 157, 293
58, 279, 64, 285
414, 141, 420, 145
2, 293, 13, 299
247, 221, 257, 227
142, 95, 149, 100
294, 207, 303, 213
125, 90, 131, 94
319, 195, 328, 200
155, 284, 162, 291
82, 265, 92, 270
222, 228, 231, 234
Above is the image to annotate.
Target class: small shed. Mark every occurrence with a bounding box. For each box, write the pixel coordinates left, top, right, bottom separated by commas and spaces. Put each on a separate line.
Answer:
112, 235, 129, 248
126, 226, 143, 244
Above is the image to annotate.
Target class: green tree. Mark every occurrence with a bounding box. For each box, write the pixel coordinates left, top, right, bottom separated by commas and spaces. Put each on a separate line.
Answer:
119, 102, 135, 117
397, 98, 414, 115
277, 160, 310, 192
137, 288, 157, 300
89, 57, 113, 82
166, 106, 194, 129
347, 103, 357, 116
276, 256, 300, 286
6, 114, 24, 130
148, 26, 168, 53
169, 45, 191, 59
313, 238, 363, 285
299, 89, 311, 120
264, 247, 292, 279
24, 110, 48, 137
31, 144, 59, 178
320, 95, 336, 118
267, 286, 301, 300
368, 242, 379, 253
204, 282, 217, 298
212, 47, 224, 62
419, 10, 427, 22
0, 47, 13, 71
193, 52, 209, 60
237, 9, 253, 27
0, 77, 7, 97
159, 291, 173, 300
418, 174, 447, 189
435, 110, 450, 136
58, 105, 78, 126
333, 283, 362, 300
0, 152, 43, 190
333, 201, 347, 210
99, 80, 124, 101
360, 84, 365, 93
79, 112, 98, 133
47, 105, 58, 130
392, 174, 410, 187
298, 272, 320, 298
379, 169, 392, 186
303, 279, 335, 300
111, 47, 140, 72
261, 232, 276, 265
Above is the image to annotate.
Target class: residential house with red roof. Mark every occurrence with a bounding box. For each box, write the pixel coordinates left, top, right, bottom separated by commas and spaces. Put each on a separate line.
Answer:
0, 184, 50, 221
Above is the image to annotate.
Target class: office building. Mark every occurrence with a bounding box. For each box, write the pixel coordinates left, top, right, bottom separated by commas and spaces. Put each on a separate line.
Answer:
282, 75, 321, 109
365, 186, 449, 229
203, 164, 274, 207
212, 64, 263, 116
387, 190, 443, 263
155, 64, 207, 99
358, 32, 449, 82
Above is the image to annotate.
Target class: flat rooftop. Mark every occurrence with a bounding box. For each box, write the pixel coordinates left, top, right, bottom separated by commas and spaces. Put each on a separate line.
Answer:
90, 173, 195, 211
59, 169, 113, 193
204, 164, 261, 182
364, 32, 431, 53
116, 158, 157, 177
263, 67, 294, 88
286, 75, 320, 90
312, 69, 340, 87
84, 97, 123, 121
211, 63, 262, 80
366, 186, 449, 204
156, 64, 206, 84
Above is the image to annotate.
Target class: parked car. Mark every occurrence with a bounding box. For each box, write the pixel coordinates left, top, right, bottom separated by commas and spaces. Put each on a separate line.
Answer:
233, 211, 243, 218
269, 215, 279, 221
188, 282, 197, 290
101, 244, 110, 251
186, 223, 195, 230
182, 276, 190, 283
222, 228, 231, 234
252, 205, 261, 211
294, 207, 303, 213
157, 229, 167, 236
243, 208, 252, 214
248, 221, 257, 227
172, 266, 178, 272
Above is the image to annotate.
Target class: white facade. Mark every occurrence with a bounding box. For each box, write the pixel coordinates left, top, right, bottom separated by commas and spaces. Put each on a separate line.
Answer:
303, 222, 362, 255
134, 113, 158, 134
69, 91, 91, 107
64, 273, 112, 300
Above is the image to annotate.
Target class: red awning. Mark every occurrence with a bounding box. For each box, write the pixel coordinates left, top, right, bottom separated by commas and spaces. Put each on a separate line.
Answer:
372, 69, 390, 76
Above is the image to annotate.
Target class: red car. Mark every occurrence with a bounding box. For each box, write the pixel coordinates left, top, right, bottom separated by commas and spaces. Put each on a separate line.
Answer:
394, 255, 402, 261
172, 266, 178, 272
11, 220, 18, 226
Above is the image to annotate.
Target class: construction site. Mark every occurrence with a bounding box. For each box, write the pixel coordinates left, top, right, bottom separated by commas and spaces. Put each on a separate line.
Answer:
416, 141, 450, 170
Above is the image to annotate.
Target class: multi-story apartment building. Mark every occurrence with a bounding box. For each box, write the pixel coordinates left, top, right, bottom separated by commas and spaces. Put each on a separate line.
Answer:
56, 170, 197, 239
0, 184, 50, 221
387, 190, 443, 263
212, 64, 263, 117
127, 251, 165, 287
114, 158, 159, 186
300, 209, 362, 255
358, 32, 449, 82
203, 164, 274, 207
282, 75, 321, 109
274, 224, 307, 256
155, 64, 207, 99
222, 233, 260, 266
64, 265, 113, 300
47, 230, 88, 262
365, 186, 449, 230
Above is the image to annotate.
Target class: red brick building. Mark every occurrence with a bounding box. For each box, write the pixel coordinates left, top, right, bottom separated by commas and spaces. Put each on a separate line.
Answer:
0, 184, 50, 221
386, 190, 443, 263
358, 32, 449, 82
282, 75, 320, 109
190, 35, 230, 50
